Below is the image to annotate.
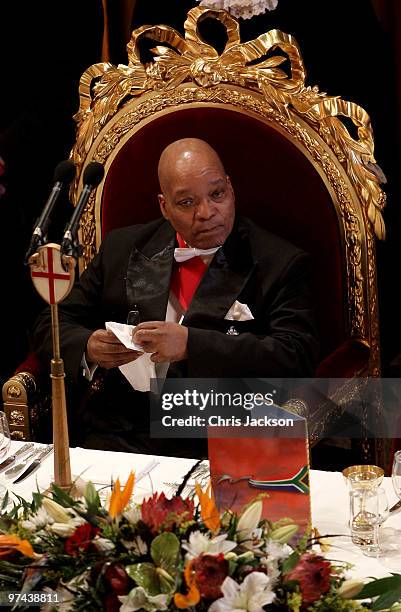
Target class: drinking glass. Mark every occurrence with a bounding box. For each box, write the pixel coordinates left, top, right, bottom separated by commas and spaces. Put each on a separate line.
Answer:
393, 450, 401, 500
0, 411, 11, 507
359, 487, 389, 557
377, 451, 401, 570
0, 411, 11, 460
349, 486, 384, 550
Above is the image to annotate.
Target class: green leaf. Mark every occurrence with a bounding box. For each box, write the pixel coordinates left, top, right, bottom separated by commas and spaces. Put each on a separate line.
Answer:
151, 532, 180, 575
126, 562, 160, 596
372, 586, 401, 611
281, 550, 300, 575
84, 482, 100, 514
1, 490, 9, 512
228, 559, 237, 576
156, 567, 176, 593
355, 575, 401, 599
50, 483, 77, 507
32, 492, 43, 511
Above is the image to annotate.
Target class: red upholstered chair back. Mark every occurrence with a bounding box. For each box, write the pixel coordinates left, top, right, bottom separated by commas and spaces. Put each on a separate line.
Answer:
101, 107, 343, 363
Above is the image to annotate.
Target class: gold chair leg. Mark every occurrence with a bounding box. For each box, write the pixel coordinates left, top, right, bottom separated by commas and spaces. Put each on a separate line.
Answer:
2, 372, 37, 441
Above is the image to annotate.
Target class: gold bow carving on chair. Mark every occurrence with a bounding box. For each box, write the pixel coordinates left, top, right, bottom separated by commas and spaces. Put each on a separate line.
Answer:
72, 6, 386, 240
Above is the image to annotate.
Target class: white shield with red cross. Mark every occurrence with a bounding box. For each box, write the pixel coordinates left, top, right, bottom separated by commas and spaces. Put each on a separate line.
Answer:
30, 243, 75, 305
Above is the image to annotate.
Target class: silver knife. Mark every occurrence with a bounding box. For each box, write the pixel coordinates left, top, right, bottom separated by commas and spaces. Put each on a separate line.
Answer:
13, 446, 53, 484
390, 499, 401, 514
5, 447, 44, 477
0, 443, 34, 472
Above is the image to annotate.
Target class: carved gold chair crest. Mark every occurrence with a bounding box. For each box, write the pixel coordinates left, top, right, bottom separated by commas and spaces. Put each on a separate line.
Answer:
3, 8, 386, 449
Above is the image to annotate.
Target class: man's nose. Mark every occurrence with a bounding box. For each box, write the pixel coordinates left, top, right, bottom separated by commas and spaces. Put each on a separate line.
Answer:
195, 198, 214, 220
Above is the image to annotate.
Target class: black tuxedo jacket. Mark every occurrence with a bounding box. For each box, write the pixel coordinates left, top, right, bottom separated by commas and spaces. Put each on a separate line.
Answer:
33, 216, 318, 454
34, 216, 318, 380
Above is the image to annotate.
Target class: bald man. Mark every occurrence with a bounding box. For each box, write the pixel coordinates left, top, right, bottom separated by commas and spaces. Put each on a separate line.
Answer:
33, 138, 318, 456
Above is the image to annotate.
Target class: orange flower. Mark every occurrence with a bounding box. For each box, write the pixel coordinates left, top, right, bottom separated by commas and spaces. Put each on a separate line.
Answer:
109, 471, 135, 519
0, 534, 35, 558
195, 481, 220, 533
174, 560, 201, 609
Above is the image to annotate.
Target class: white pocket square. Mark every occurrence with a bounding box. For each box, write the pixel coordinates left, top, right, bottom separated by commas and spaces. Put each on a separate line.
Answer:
224, 300, 254, 321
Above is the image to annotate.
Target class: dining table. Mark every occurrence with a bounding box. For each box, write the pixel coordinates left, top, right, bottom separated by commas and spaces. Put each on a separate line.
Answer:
1, 440, 400, 582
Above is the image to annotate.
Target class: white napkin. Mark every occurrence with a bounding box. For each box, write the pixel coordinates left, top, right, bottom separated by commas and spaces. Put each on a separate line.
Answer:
105, 321, 155, 392
224, 300, 254, 321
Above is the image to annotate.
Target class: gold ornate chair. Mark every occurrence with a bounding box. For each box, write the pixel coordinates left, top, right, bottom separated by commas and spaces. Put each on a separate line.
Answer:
3, 8, 386, 459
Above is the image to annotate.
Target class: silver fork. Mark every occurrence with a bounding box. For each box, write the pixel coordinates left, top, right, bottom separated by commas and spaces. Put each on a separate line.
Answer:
5, 447, 44, 478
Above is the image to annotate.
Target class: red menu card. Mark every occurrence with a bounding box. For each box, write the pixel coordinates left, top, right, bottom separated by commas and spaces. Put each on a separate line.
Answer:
208, 422, 311, 535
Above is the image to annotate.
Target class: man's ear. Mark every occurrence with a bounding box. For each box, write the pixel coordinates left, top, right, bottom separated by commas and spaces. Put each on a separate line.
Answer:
226, 175, 235, 201
158, 193, 169, 220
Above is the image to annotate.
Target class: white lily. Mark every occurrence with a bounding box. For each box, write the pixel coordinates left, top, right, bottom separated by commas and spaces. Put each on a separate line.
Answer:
182, 531, 237, 560
42, 498, 71, 523
338, 579, 364, 599
237, 501, 263, 537
119, 587, 169, 611
209, 572, 275, 612
47, 514, 86, 537
236, 500, 263, 550
48, 522, 77, 537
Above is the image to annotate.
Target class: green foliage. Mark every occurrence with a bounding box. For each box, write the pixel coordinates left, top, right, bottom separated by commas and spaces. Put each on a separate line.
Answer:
281, 550, 301, 575
354, 574, 401, 610
126, 533, 180, 596
84, 481, 101, 516
151, 533, 180, 575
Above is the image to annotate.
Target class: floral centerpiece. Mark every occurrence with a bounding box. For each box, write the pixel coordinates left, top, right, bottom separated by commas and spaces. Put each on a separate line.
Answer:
1, 475, 401, 611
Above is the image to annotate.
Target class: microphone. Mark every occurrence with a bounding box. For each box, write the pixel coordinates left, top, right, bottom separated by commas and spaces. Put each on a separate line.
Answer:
60, 161, 104, 258
25, 160, 76, 263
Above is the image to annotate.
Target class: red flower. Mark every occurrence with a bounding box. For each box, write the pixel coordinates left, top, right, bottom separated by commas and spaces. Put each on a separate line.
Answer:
192, 554, 229, 600
285, 553, 332, 605
141, 492, 194, 532
64, 523, 99, 557
104, 592, 121, 612
104, 563, 131, 595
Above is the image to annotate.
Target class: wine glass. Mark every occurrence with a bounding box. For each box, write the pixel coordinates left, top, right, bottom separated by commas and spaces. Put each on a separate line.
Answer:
377, 451, 401, 570
0, 411, 11, 508
0, 411, 11, 460
392, 450, 401, 501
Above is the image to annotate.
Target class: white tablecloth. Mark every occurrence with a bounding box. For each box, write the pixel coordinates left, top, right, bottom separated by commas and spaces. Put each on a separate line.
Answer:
1, 441, 400, 580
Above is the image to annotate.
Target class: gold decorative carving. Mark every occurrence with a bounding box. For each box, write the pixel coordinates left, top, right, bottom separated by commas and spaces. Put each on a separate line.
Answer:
72, 6, 385, 242
10, 372, 37, 395
7, 385, 21, 399
11, 431, 25, 441
10, 410, 24, 426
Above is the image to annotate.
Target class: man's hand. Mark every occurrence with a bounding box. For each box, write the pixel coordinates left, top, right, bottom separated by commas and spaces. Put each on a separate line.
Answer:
133, 322, 188, 363
86, 329, 143, 369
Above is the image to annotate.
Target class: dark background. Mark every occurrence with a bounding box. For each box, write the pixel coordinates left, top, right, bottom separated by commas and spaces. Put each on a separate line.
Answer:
1, 0, 400, 384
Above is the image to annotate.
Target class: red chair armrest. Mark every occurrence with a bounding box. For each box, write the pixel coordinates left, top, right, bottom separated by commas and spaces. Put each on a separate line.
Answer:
315, 339, 370, 378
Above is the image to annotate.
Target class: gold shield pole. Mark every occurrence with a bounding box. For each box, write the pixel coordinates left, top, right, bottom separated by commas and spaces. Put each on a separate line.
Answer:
29, 245, 76, 493
50, 301, 72, 490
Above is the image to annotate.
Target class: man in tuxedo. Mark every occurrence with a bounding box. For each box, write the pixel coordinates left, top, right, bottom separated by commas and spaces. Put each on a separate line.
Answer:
33, 138, 318, 457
